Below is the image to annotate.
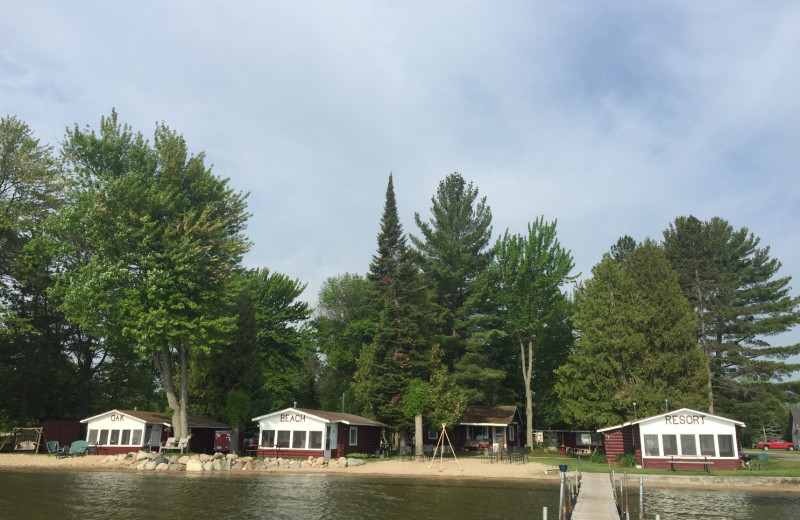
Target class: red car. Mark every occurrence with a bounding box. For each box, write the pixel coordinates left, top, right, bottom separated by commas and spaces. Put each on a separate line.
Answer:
757, 438, 796, 450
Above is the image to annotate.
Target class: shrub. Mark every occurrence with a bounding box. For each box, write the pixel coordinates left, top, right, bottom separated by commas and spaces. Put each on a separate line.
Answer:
590, 448, 607, 464
348, 453, 369, 459
615, 452, 637, 468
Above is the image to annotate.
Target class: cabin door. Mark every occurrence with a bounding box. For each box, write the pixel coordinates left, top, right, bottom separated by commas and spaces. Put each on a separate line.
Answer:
325, 424, 337, 460
493, 427, 505, 449
147, 425, 162, 451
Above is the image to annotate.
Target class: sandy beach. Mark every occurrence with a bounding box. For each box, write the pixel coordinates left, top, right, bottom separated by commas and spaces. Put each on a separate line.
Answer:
1, 453, 798, 492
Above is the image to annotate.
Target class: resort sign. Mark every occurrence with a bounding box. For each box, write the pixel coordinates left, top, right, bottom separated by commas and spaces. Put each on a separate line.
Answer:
664, 414, 705, 426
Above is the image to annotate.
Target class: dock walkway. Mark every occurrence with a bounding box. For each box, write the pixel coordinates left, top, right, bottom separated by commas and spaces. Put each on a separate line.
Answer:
570, 472, 619, 520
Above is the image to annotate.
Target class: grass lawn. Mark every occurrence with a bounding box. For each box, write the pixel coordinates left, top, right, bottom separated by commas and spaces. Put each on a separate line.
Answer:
522, 449, 800, 477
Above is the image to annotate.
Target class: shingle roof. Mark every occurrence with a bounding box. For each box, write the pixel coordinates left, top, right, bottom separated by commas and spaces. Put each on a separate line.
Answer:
460, 405, 520, 426
294, 409, 387, 427
86, 409, 228, 429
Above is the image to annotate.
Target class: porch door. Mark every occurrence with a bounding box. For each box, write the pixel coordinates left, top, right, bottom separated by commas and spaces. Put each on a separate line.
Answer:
148, 425, 162, 451
493, 427, 505, 449
324, 424, 337, 460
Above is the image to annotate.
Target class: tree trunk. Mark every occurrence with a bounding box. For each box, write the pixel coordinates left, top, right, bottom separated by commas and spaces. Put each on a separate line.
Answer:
520, 338, 534, 448
156, 344, 189, 440
695, 272, 714, 414
177, 342, 189, 440
415, 413, 423, 457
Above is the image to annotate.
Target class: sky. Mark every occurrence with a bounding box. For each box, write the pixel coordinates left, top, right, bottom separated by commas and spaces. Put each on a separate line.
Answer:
2, 2, 799, 347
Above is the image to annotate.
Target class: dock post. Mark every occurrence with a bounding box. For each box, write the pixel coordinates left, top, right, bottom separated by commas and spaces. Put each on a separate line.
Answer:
638, 477, 643, 520
542, 506, 547, 520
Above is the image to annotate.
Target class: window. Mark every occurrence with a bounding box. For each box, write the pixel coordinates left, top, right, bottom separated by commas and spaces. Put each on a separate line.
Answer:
277, 430, 290, 447
310, 431, 322, 450
662, 434, 678, 455
121, 430, 131, 445
509, 427, 515, 442
132, 430, 142, 445
578, 433, 591, 446
349, 427, 358, 446
261, 430, 275, 446
680, 435, 697, 456
99, 430, 109, 444
644, 435, 660, 457
110, 430, 120, 445
699, 435, 715, 456
88, 430, 98, 444
428, 429, 438, 440
718, 435, 734, 457
293, 431, 307, 449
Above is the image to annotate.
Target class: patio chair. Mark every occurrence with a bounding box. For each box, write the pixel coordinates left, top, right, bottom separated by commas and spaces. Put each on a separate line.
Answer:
46, 440, 65, 457
66, 440, 90, 457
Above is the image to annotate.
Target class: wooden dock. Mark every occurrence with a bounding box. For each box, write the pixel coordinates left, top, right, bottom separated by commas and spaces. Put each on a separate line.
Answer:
570, 472, 620, 519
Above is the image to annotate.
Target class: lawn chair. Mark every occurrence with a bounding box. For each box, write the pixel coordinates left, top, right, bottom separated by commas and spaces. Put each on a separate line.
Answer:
46, 440, 65, 457
65, 440, 90, 457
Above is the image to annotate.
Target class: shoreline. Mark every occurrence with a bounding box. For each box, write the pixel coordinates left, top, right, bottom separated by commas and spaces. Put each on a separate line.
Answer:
1, 453, 798, 492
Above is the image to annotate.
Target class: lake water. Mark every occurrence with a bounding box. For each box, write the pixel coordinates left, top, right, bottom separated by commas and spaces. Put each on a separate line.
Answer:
0, 470, 797, 519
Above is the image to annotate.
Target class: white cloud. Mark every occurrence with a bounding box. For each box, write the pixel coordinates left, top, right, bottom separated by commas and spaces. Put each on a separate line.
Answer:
1, 1, 797, 357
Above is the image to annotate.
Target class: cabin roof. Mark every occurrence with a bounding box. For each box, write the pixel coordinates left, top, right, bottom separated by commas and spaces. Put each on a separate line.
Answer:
459, 405, 520, 426
597, 407, 745, 433
80, 409, 228, 429
251, 407, 387, 427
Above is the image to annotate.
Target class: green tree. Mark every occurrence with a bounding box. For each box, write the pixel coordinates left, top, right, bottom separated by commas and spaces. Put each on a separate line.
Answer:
354, 174, 433, 432
663, 216, 800, 414
55, 111, 250, 439
488, 217, 575, 445
189, 272, 264, 421
556, 241, 709, 428
312, 273, 377, 411
246, 268, 312, 411
0, 115, 64, 275
411, 172, 492, 368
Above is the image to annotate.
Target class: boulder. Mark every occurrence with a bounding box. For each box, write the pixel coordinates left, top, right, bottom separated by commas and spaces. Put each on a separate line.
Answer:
199, 453, 212, 463
156, 462, 169, 471
136, 451, 150, 461
177, 455, 190, 464
203, 461, 214, 471
337, 457, 348, 467
144, 460, 157, 470
347, 458, 365, 467
185, 459, 204, 472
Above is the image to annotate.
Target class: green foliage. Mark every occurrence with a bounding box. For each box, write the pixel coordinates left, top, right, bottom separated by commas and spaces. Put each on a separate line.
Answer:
226, 391, 250, 430
312, 273, 377, 411
663, 215, 800, 414
590, 448, 607, 464
411, 172, 493, 368
488, 217, 575, 442
615, 453, 637, 468
402, 379, 430, 418
556, 241, 709, 428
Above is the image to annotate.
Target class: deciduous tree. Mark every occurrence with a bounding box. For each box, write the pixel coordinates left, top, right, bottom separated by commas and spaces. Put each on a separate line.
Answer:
55, 111, 250, 439
488, 217, 575, 445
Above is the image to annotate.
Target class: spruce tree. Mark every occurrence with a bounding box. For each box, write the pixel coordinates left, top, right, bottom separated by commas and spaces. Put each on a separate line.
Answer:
354, 174, 433, 432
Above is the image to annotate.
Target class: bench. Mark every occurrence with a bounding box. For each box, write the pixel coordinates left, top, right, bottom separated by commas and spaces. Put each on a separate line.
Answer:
160, 436, 190, 453
670, 456, 711, 472
258, 444, 286, 458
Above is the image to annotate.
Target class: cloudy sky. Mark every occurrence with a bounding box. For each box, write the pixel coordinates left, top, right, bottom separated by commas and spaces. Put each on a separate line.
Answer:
3, 2, 799, 346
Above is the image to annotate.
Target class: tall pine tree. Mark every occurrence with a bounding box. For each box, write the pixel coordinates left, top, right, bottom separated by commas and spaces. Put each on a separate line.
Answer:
355, 174, 433, 434
411, 172, 493, 369
663, 216, 800, 414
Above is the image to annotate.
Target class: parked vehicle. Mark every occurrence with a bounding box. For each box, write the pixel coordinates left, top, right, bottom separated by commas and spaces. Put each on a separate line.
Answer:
757, 438, 796, 450
243, 433, 258, 453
